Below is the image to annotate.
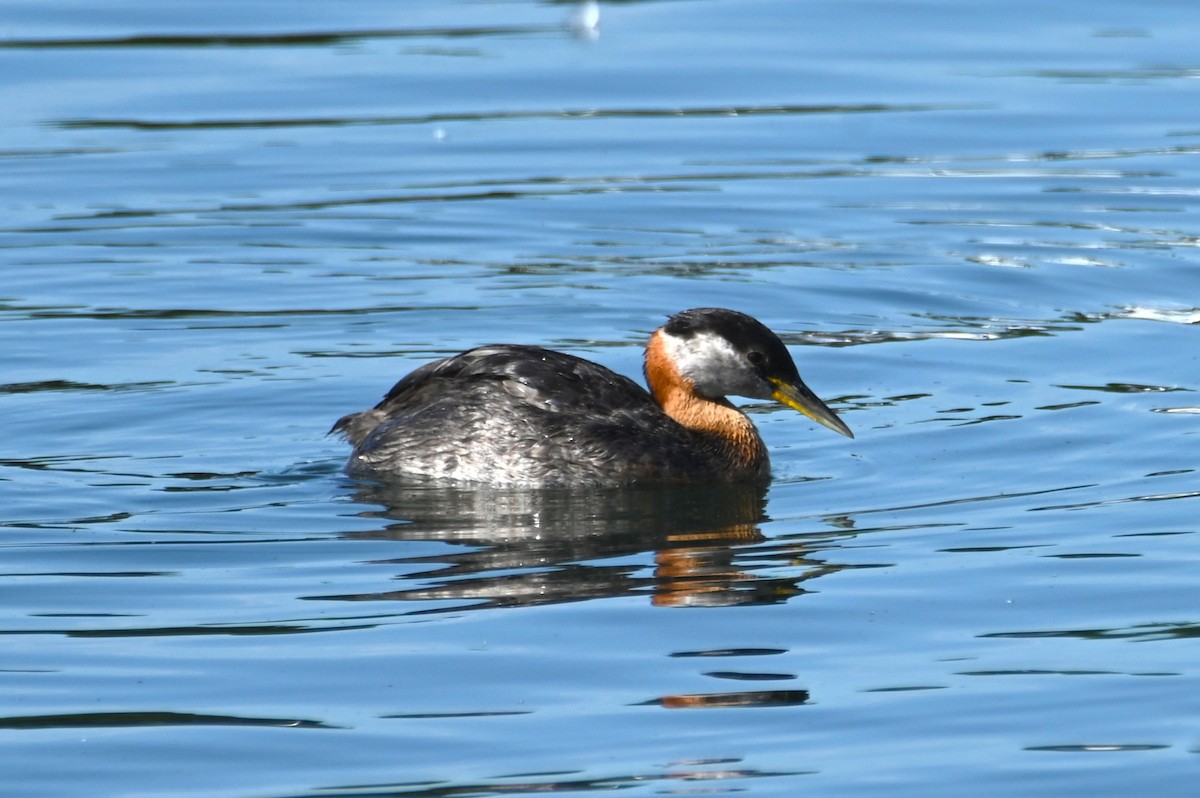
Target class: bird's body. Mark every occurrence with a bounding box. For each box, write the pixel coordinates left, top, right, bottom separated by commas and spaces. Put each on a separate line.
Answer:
333, 308, 852, 487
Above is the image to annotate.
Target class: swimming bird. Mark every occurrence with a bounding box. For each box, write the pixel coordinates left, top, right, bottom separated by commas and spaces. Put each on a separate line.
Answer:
333, 308, 852, 486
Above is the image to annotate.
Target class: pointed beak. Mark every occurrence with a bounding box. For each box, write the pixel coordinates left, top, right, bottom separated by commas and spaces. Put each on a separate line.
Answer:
769, 377, 854, 439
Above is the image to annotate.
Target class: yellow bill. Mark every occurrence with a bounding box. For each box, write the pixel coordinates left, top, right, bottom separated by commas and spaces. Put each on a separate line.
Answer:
770, 377, 854, 439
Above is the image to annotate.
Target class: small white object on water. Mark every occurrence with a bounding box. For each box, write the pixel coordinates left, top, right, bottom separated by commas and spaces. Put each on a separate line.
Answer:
570, 0, 601, 39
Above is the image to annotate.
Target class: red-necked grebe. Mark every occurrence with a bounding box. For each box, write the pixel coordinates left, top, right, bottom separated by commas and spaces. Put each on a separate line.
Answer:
333, 308, 853, 486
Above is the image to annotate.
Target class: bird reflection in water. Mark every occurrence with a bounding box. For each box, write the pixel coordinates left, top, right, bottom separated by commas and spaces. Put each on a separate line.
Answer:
645, 690, 811, 709
320, 480, 856, 611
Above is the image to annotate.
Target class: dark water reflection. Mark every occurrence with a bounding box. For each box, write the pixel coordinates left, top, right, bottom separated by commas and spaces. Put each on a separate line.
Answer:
0, 25, 557, 51
0, 710, 333, 730
274, 764, 806, 798
56, 101, 944, 132
324, 481, 856, 611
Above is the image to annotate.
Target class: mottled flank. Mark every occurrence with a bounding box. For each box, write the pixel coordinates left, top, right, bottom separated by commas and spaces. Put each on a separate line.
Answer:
333, 309, 851, 487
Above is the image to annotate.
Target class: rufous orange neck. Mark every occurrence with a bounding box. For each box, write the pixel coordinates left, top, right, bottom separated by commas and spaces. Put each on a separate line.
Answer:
644, 330, 768, 472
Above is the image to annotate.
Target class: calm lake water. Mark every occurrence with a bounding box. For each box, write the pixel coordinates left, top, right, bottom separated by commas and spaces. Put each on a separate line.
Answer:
3, 0, 1199, 796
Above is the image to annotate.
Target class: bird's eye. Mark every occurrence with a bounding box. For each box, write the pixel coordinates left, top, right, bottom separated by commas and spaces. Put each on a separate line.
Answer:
747, 350, 765, 366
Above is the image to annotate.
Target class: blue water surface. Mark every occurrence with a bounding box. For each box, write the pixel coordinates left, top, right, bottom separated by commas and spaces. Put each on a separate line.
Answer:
2, 1, 1199, 796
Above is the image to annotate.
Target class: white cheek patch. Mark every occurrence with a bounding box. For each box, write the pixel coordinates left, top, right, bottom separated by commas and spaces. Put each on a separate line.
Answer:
662, 331, 770, 399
